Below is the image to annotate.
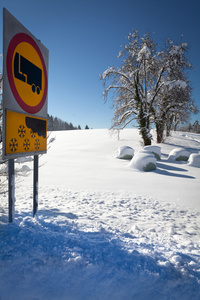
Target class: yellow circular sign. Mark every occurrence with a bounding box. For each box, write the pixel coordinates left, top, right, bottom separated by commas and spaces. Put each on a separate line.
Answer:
7, 33, 48, 114
12, 42, 45, 107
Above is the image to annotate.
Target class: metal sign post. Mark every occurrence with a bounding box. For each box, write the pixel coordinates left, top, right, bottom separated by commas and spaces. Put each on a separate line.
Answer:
33, 155, 39, 217
8, 159, 15, 223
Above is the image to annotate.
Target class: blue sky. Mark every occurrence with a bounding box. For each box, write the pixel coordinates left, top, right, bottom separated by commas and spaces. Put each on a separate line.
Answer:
1, 0, 200, 129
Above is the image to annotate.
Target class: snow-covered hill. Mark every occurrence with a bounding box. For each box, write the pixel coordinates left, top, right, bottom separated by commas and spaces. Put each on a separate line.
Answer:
0, 129, 200, 300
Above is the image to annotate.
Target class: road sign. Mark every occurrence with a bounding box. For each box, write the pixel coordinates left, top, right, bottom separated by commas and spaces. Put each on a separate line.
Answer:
2, 9, 49, 222
6, 110, 47, 156
3, 8, 48, 118
6, 33, 48, 114
3, 8, 49, 159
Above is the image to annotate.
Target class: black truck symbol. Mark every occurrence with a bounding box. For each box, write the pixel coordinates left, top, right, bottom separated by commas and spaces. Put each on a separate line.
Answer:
14, 52, 42, 95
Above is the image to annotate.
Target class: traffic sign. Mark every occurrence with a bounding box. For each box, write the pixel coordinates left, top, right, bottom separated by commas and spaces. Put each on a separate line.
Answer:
6, 33, 48, 114
2, 8, 49, 222
3, 8, 48, 118
3, 8, 49, 159
5, 110, 47, 156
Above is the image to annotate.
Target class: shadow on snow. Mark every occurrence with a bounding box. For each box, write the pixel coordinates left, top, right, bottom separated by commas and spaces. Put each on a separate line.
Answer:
0, 207, 199, 300
155, 162, 195, 179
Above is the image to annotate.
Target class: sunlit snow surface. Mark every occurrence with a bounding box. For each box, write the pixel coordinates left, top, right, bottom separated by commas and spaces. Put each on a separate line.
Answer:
0, 129, 200, 300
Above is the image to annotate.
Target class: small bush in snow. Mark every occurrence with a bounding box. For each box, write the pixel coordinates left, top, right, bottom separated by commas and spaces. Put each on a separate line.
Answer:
129, 150, 156, 171
117, 146, 134, 160
188, 153, 200, 167
143, 145, 161, 160
168, 148, 191, 162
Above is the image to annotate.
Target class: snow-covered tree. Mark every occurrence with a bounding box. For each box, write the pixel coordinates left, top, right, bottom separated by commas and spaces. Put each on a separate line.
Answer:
101, 31, 157, 145
152, 40, 197, 142
192, 120, 200, 133
100, 30, 197, 144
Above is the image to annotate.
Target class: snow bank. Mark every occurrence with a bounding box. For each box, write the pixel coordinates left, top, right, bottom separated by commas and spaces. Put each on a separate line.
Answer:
168, 148, 191, 162
0, 187, 200, 300
116, 145, 134, 159
0, 129, 200, 300
143, 145, 161, 160
129, 150, 157, 171
18, 164, 31, 173
188, 153, 200, 167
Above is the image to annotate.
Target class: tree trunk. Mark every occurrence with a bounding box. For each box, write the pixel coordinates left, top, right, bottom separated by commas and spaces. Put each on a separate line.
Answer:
166, 116, 173, 136
141, 128, 152, 145
173, 121, 179, 132
156, 122, 165, 143
172, 115, 178, 132
139, 113, 152, 146
165, 115, 175, 136
134, 75, 152, 146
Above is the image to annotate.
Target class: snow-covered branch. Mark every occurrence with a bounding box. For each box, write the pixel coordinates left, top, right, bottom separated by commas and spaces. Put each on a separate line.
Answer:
101, 29, 196, 145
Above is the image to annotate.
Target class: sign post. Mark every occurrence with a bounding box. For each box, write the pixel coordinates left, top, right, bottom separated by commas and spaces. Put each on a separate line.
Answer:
3, 8, 49, 222
8, 159, 15, 223
33, 155, 38, 217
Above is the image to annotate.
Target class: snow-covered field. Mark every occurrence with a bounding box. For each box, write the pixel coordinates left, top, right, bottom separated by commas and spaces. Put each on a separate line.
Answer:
0, 129, 200, 300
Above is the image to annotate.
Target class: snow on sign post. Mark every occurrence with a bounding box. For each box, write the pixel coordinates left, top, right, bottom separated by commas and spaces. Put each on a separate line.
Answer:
2, 8, 49, 222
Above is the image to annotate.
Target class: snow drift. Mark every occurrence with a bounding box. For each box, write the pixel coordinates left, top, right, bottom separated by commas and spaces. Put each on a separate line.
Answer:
129, 150, 157, 171
188, 153, 200, 167
168, 147, 191, 162
116, 145, 134, 159
0, 129, 200, 300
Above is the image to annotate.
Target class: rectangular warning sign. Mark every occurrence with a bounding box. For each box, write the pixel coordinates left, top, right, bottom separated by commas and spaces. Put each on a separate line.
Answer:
4, 110, 47, 158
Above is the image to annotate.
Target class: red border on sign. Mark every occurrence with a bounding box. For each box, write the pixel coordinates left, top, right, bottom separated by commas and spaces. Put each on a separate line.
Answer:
6, 33, 48, 114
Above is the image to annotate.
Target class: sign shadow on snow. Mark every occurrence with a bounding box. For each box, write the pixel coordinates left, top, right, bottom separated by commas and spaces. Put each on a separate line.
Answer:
39, 208, 78, 219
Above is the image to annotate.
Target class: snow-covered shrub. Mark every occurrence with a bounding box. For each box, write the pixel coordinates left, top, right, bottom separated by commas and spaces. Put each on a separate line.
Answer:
20, 165, 31, 173
129, 150, 156, 171
143, 145, 161, 160
117, 146, 134, 159
168, 148, 191, 162
188, 153, 200, 167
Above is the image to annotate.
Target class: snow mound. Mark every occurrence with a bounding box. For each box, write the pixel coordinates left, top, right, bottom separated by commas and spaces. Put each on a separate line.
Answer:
168, 148, 191, 162
15, 164, 31, 175
21, 165, 31, 173
143, 145, 161, 160
129, 150, 157, 171
188, 153, 200, 167
116, 146, 134, 159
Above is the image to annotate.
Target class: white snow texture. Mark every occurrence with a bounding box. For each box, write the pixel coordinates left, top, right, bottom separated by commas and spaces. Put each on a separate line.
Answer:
0, 129, 200, 300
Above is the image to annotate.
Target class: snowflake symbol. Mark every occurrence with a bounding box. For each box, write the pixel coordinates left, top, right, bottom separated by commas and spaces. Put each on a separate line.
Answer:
23, 138, 30, 151
30, 130, 36, 138
9, 138, 18, 152
18, 125, 26, 138
34, 139, 40, 150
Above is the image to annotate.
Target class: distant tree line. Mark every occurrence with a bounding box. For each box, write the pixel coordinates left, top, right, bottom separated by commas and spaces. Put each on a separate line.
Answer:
47, 114, 90, 131
178, 120, 200, 134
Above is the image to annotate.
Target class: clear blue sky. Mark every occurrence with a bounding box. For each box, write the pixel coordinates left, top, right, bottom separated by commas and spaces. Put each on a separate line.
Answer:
1, 0, 200, 129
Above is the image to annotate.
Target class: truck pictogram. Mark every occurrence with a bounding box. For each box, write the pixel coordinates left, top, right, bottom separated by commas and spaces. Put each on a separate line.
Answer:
14, 52, 42, 94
